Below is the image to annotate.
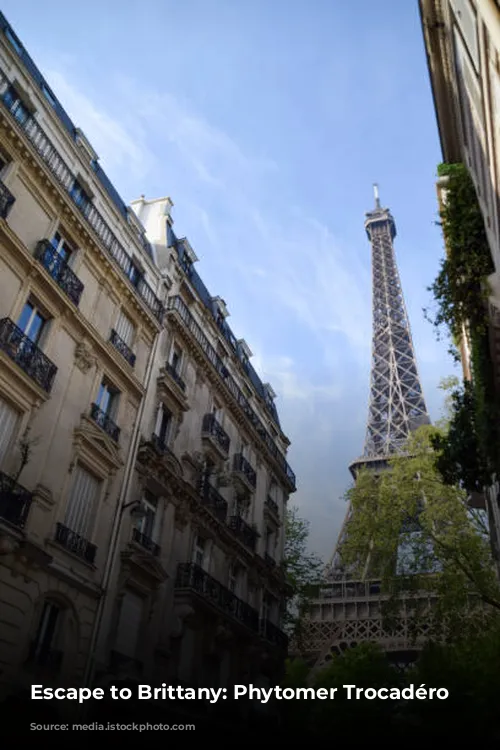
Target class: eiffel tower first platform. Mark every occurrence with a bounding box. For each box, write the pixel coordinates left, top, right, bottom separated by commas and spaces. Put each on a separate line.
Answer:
298, 186, 433, 669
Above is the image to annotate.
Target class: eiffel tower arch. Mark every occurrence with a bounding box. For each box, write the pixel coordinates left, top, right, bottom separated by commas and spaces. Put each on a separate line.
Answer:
299, 186, 432, 667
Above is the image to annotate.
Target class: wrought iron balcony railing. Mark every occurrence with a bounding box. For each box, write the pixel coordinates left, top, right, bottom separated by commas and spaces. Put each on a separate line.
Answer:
265, 495, 279, 516
0, 317, 57, 393
233, 453, 257, 489
260, 618, 288, 650
201, 413, 230, 454
34, 240, 84, 306
164, 361, 186, 391
175, 563, 260, 633
0, 178, 15, 218
55, 521, 97, 564
90, 403, 120, 442
167, 295, 295, 491
0, 69, 163, 322
132, 527, 161, 557
0, 469, 33, 528
228, 515, 259, 551
109, 329, 136, 367
200, 482, 228, 522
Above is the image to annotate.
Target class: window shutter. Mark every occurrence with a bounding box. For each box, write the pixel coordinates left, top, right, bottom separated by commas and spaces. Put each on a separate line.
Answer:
64, 465, 101, 538
0, 398, 19, 466
115, 311, 135, 346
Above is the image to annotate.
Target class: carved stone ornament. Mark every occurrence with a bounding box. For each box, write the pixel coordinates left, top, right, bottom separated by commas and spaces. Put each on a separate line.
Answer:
74, 342, 96, 373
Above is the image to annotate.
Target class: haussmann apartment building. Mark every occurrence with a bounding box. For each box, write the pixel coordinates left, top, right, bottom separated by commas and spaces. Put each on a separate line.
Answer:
0, 11, 295, 704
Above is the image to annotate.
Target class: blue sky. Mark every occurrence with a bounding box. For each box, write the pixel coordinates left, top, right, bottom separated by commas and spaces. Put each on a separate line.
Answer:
2, 0, 459, 560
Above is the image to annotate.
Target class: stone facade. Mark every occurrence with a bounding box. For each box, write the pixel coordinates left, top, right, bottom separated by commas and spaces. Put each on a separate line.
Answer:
0, 12, 294, 701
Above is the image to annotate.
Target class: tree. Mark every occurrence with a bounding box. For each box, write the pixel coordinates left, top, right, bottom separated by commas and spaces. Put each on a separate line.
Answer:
282, 505, 323, 646
338, 425, 500, 637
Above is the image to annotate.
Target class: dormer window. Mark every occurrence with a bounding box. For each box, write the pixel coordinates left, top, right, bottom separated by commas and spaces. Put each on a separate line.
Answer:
5, 28, 23, 55
178, 237, 197, 275
42, 85, 57, 108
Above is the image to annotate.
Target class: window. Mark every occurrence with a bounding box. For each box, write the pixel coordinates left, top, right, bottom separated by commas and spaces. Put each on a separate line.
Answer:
50, 232, 73, 263
212, 401, 223, 423
70, 180, 91, 214
228, 564, 240, 596
241, 441, 250, 460
154, 404, 172, 447
42, 85, 57, 108
114, 590, 144, 658
169, 344, 182, 373
5, 28, 23, 54
261, 594, 270, 622
64, 465, 101, 539
3, 85, 30, 126
17, 300, 47, 345
115, 310, 135, 347
95, 379, 120, 419
32, 601, 61, 666
233, 493, 249, 519
127, 260, 143, 288
136, 491, 158, 541
265, 527, 274, 556
193, 535, 206, 569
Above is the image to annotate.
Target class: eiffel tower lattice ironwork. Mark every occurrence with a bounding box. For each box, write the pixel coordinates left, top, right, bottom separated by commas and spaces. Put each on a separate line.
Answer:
297, 187, 432, 668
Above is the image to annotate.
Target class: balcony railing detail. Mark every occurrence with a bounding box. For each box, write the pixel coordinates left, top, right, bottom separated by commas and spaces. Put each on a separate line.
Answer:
260, 618, 288, 650
109, 329, 136, 367
0, 69, 163, 322
150, 432, 175, 459
233, 453, 257, 489
0, 317, 57, 393
228, 515, 259, 551
201, 413, 230, 454
132, 527, 161, 557
200, 482, 228, 523
176, 563, 260, 632
90, 403, 120, 442
55, 522, 97, 564
0, 469, 33, 528
164, 362, 186, 391
264, 552, 276, 568
265, 495, 279, 516
0, 178, 15, 218
167, 296, 296, 490
34, 240, 84, 306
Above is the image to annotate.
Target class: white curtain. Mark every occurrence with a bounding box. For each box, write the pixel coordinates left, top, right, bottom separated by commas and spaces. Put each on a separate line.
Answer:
64, 464, 101, 538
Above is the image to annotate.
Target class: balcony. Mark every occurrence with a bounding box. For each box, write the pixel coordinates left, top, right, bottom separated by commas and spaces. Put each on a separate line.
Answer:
0, 178, 15, 218
228, 515, 259, 552
260, 618, 288, 650
167, 295, 296, 491
131, 527, 161, 557
175, 563, 260, 633
201, 413, 230, 458
233, 453, 257, 492
0, 68, 163, 323
90, 403, 120, 442
0, 317, 57, 393
164, 361, 186, 391
34, 240, 84, 306
54, 521, 97, 564
264, 552, 276, 568
200, 482, 228, 523
109, 329, 136, 368
0, 470, 33, 528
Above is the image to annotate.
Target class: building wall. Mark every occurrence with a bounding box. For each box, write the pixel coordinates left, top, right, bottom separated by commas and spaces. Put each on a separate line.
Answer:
0, 22, 163, 699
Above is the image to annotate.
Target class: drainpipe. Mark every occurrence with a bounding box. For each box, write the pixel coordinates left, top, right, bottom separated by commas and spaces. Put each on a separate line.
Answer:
82, 312, 162, 690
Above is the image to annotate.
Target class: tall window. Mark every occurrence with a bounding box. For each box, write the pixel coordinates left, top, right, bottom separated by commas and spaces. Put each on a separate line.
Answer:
50, 232, 73, 263
3, 85, 30, 126
17, 300, 47, 345
0, 397, 19, 468
154, 404, 172, 447
170, 344, 182, 373
265, 527, 274, 557
114, 590, 144, 658
193, 535, 206, 569
70, 180, 91, 213
96, 379, 120, 419
115, 310, 135, 348
127, 260, 143, 288
64, 465, 101, 539
136, 491, 158, 541
228, 564, 239, 595
261, 594, 270, 622
32, 601, 61, 665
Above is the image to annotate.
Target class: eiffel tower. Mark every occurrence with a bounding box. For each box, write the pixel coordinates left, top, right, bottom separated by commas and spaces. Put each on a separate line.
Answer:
299, 186, 431, 666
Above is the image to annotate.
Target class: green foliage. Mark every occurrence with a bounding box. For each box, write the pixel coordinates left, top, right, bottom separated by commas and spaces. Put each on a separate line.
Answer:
338, 426, 500, 635
282, 505, 324, 644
